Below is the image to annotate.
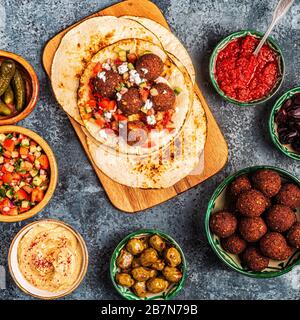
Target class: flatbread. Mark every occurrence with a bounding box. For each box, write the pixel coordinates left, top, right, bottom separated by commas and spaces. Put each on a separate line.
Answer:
51, 16, 161, 124
87, 95, 206, 188
78, 39, 194, 155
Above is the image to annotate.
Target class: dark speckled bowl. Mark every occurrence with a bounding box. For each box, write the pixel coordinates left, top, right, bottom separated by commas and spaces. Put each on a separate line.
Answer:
209, 30, 285, 106
205, 165, 300, 278
269, 87, 300, 161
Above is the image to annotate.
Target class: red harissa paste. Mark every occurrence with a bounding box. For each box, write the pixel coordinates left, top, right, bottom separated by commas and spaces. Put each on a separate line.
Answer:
215, 35, 280, 102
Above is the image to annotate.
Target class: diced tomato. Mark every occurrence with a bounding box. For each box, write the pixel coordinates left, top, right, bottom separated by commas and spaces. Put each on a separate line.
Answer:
38, 155, 49, 170
95, 117, 106, 127
87, 100, 97, 107
19, 146, 29, 156
30, 140, 37, 146
23, 185, 33, 194
106, 100, 116, 111
113, 114, 128, 122
8, 207, 18, 216
114, 58, 123, 66
3, 150, 11, 158
127, 53, 137, 64
98, 98, 110, 110
93, 62, 102, 75
28, 154, 35, 163
139, 88, 149, 102
0, 198, 13, 215
3, 139, 15, 152
15, 189, 29, 201
31, 189, 44, 203
12, 173, 21, 182
2, 173, 12, 184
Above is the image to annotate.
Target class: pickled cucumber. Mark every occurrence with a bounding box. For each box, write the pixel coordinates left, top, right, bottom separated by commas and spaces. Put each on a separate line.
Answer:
3, 84, 14, 105
12, 69, 25, 112
0, 99, 12, 116
0, 60, 16, 96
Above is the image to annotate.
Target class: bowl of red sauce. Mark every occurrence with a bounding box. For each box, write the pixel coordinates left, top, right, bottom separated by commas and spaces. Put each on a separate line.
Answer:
210, 30, 285, 106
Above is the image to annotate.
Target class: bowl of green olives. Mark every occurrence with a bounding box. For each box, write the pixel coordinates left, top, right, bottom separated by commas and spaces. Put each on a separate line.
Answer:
0, 50, 39, 125
110, 229, 186, 300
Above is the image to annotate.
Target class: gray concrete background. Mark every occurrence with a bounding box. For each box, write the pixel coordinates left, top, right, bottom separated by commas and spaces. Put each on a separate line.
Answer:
0, 0, 299, 300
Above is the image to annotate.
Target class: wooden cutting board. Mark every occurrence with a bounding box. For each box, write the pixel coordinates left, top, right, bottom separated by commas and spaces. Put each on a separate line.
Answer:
42, 0, 228, 212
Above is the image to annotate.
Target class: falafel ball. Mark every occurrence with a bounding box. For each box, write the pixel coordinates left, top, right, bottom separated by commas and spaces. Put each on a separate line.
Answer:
229, 175, 252, 198
136, 53, 164, 81
260, 232, 292, 261
94, 70, 122, 98
151, 83, 176, 111
276, 183, 300, 209
241, 247, 269, 272
265, 205, 297, 232
239, 217, 267, 242
252, 169, 281, 197
236, 189, 268, 217
209, 211, 237, 238
287, 222, 300, 249
119, 87, 143, 116
221, 234, 247, 254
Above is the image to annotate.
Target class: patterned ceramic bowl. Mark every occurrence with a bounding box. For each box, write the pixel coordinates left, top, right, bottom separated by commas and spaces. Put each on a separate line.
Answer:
205, 165, 300, 278
209, 30, 285, 106
110, 229, 186, 300
269, 87, 300, 161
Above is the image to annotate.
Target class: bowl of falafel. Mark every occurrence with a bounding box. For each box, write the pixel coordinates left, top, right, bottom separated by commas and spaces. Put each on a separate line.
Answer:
205, 165, 300, 278
110, 229, 186, 300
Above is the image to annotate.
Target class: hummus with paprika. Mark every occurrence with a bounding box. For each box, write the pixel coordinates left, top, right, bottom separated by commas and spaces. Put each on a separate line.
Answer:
17, 222, 83, 292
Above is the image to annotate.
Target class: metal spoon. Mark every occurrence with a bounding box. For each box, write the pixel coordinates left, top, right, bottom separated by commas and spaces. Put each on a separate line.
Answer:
253, 0, 294, 56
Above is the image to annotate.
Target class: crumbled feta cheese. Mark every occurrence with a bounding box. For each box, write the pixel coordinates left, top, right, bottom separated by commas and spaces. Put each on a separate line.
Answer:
102, 62, 111, 71
175, 107, 179, 113
146, 115, 156, 125
116, 92, 122, 101
97, 71, 106, 82
0, 156, 3, 164
140, 68, 148, 75
143, 99, 153, 110
129, 70, 144, 85
3, 207, 10, 212
117, 62, 129, 74
104, 112, 112, 121
155, 76, 169, 84
162, 90, 167, 94
99, 130, 108, 139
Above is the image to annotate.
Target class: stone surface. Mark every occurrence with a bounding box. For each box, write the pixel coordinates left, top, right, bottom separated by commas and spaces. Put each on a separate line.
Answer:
0, 0, 299, 300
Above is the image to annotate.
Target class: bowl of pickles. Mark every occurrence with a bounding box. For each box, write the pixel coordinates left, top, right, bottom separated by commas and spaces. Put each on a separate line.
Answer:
0, 50, 39, 125
110, 229, 186, 300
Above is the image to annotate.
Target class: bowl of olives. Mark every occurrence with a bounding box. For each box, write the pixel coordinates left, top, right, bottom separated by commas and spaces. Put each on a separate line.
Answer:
110, 229, 186, 300
269, 87, 300, 160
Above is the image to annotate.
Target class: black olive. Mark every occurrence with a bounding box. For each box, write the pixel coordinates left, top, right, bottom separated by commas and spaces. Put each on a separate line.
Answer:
283, 99, 293, 110
288, 108, 300, 119
275, 109, 288, 125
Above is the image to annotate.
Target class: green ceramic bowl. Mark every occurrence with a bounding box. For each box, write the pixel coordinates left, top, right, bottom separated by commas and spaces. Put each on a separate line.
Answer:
209, 30, 285, 106
110, 229, 186, 300
205, 165, 300, 278
269, 87, 300, 161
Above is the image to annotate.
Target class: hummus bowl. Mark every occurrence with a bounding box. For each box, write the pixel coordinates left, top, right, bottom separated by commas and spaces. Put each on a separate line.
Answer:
8, 219, 88, 299
0, 126, 58, 223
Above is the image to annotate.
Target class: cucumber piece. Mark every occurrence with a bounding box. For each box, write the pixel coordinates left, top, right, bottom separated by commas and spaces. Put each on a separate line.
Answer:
3, 84, 14, 105
0, 99, 12, 116
12, 69, 26, 112
0, 60, 16, 96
